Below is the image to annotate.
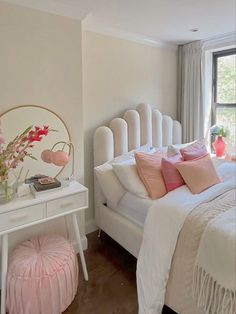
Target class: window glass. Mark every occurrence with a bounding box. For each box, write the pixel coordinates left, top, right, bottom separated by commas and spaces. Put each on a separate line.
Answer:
216, 54, 236, 104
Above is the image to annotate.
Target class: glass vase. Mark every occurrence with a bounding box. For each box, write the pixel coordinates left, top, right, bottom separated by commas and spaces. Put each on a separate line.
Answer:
0, 179, 16, 204
213, 135, 227, 158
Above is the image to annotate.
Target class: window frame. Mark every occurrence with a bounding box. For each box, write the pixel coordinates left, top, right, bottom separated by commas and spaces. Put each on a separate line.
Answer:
212, 48, 236, 124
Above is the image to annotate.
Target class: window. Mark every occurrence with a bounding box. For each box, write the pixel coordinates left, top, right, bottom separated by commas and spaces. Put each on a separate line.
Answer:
212, 48, 236, 153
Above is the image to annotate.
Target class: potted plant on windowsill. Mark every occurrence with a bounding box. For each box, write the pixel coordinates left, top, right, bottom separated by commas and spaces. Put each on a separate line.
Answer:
210, 124, 228, 157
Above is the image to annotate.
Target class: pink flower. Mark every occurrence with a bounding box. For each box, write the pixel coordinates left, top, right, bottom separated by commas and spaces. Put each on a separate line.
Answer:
3, 160, 10, 167
37, 126, 49, 136
0, 125, 52, 179
0, 136, 5, 145
28, 135, 43, 142
27, 125, 49, 142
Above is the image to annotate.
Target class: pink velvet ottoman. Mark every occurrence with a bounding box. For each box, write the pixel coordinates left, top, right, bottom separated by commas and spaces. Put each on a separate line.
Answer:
6, 235, 78, 314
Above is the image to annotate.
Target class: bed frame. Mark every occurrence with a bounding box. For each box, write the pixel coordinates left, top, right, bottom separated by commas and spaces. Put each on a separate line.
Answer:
93, 103, 182, 258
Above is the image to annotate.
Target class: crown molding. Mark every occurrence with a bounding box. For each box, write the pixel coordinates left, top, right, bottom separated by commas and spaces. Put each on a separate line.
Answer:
203, 31, 236, 50
82, 17, 177, 51
2, 0, 177, 50
1, 0, 88, 20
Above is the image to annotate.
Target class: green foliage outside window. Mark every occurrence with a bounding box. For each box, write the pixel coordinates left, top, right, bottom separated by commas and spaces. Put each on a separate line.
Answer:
217, 54, 236, 104
215, 53, 236, 154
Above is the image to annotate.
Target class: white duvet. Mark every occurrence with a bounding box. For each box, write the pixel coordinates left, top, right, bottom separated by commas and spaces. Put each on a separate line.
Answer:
137, 162, 236, 314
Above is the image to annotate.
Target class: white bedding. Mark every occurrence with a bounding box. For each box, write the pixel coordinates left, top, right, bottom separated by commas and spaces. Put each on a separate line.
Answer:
114, 192, 153, 227
137, 162, 236, 314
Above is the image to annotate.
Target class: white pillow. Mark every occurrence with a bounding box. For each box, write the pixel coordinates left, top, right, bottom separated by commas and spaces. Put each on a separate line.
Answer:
94, 162, 125, 209
167, 142, 197, 157
112, 159, 149, 199
167, 145, 180, 157
94, 144, 154, 208
109, 144, 155, 164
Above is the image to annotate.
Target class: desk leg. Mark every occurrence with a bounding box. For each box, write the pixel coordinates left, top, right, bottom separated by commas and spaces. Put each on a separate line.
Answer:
65, 216, 71, 240
71, 213, 88, 281
1, 234, 8, 314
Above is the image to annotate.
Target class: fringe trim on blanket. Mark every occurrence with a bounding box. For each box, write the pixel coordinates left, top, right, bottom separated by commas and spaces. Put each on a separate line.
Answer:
193, 266, 236, 314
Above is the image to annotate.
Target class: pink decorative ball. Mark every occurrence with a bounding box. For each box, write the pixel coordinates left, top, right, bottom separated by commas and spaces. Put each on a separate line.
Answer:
51, 150, 69, 166
41, 150, 53, 163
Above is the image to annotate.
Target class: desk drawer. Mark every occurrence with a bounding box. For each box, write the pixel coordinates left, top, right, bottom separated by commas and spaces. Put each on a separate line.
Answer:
0, 204, 44, 232
47, 192, 87, 217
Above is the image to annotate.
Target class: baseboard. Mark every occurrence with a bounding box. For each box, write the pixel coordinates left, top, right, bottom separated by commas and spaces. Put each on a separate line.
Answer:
72, 235, 88, 254
85, 218, 98, 234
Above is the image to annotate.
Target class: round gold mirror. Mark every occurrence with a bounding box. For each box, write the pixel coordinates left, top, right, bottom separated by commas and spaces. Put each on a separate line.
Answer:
0, 105, 70, 178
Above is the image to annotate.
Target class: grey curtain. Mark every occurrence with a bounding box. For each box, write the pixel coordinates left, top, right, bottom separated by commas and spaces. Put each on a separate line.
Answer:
177, 41, 204, 143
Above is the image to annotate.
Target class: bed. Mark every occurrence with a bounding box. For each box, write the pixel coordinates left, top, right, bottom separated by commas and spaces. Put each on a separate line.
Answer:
93, 103, 182, 258
93, 103, 236, 314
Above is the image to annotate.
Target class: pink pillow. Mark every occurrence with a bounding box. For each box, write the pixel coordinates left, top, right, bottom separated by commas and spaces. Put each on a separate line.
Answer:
161, 154, 185, 192
180, 140, 208, 161
134, 152, 167, 199
175, 154, 221, 194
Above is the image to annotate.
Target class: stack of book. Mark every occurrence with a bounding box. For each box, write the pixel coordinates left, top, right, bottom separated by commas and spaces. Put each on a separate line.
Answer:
28, 176, 62, 197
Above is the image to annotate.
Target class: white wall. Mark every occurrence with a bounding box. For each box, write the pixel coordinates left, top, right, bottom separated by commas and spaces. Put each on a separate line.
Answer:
0, 2, 85, 251
83, 31, 178, 231
0, 2, 178, 240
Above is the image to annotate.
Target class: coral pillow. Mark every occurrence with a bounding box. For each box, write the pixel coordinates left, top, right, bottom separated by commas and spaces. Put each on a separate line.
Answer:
175, 154, 221, 194
180, 139, 208, 161
134, 152, 166, 199
161, 154, 185, 192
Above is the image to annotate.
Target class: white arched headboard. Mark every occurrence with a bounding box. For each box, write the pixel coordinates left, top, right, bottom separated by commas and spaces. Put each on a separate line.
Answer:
93, 103, 182, 257
94, 103, 182, 166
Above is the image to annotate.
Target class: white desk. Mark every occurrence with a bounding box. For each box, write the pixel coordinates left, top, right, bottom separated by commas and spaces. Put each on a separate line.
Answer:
0, 181, 88, 314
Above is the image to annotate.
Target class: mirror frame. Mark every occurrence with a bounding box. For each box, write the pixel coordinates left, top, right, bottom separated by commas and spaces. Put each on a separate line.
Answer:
0, 104, 71, 178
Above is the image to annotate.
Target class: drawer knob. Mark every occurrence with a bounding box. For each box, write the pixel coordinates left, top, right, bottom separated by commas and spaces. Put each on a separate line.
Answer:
61, 202, 73, 208
10, 213, 28, 222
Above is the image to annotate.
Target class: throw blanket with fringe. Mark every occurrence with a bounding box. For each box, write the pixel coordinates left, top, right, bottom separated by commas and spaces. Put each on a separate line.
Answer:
137, 162, 235, 314
164, 188, 235, 314
193, 206, 236, 314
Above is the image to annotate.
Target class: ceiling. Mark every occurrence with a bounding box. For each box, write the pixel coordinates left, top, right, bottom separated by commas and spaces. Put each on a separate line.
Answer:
2, 0, 236, 45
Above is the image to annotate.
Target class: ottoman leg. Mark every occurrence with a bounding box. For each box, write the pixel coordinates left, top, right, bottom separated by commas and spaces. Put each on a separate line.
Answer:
1, 234, 8, 314
72, 213, 88, 281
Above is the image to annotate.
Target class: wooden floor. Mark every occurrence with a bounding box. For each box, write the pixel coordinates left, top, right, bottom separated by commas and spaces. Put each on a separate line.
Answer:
64, 231, 138, 314
64, 231, 176, 314
0, 230, 175, 314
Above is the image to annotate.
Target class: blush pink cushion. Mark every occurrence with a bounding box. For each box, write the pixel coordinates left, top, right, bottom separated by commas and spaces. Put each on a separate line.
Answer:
161, 154, 185, 192
180, 140, 208, 160
175, 154, 221, 194
7, 235, 78, 314
134, 151, 166, 199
